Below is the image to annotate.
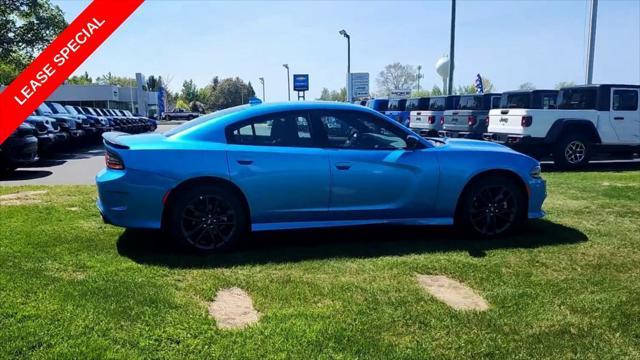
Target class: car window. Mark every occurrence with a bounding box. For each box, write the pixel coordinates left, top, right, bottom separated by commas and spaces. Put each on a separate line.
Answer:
228, 112, 313, 147
541, 93, 557, 109
37, 104, 53, 115
405, 98, 429, 111
457, 96, 482, 110
558, 88, 597, 109
429, 97, 445, 111
491, 96, 501, 109
48, 103, 68, 114
319, 111, 407, 150
501, 93, 530, 108
612, 89, 638, 111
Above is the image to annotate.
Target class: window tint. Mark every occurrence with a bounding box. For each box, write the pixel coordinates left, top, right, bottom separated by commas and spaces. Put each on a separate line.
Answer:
319, 112, 406, 150
405, 98, 429, 111
457, 96, 482, 110
387, 99, 407, 111
500, 93, 531, 108
228, 112, 313, 147
166, 105, 248, 137
612, 89, 638, 111
491, 96, 501, 109
429, 97, 445, 111
541, 93, 557, 109
558, 88, 597, 109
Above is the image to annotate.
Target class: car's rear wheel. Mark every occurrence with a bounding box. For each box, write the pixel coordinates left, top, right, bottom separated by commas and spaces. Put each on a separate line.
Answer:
553, 134, 592, 170
169, 185, 247, 253
457, 176, 527, 237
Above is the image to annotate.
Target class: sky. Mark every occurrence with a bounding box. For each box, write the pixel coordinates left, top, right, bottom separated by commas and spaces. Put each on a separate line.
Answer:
54, 0, 640, 101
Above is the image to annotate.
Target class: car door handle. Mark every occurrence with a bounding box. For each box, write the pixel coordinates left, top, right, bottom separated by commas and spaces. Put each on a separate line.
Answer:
237, 159, 253, 165
614, 116, 624, 120
335, 162, 351, 170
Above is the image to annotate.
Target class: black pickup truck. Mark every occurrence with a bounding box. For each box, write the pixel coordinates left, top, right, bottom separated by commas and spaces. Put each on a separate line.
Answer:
163, 109, 200, 121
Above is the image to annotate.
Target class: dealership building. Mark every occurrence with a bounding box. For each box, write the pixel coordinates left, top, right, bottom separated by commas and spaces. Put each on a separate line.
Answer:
1, 73, 160, 117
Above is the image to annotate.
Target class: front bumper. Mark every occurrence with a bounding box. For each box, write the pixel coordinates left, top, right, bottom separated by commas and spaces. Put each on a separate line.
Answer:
527, 177, 547, 219
36, 133, 57, 150
0, 135, 39, 165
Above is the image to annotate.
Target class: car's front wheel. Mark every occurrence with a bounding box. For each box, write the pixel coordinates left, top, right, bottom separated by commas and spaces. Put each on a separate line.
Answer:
457, 176, 527, 237
168, 185, 247, 253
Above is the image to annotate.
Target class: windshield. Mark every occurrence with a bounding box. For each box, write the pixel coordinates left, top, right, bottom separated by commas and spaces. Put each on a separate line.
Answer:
558, 88, 597, 109
500, 93, 531, 108
38, 104, 53, 114
428, 97, 445, 111
84, 107, 97, 116
457, 96, 482, 110
49, 103, 68, 114
123, 110, 134, 116
65, 106, 78, 115
165, 105, 250, 137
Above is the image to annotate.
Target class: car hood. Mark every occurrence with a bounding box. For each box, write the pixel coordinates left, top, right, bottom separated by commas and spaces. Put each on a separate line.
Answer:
437, 138, 518, 154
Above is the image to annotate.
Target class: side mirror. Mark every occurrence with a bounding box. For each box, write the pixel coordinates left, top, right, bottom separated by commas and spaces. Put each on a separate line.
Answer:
405, 134, 421, 150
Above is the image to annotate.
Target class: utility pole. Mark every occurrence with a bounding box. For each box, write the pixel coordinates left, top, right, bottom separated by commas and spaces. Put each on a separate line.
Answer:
282, 64, 290, 101
259, 77, 265, 102
585, 0, 598, 84
417, 65, 422, 92
447, 0, 456, 95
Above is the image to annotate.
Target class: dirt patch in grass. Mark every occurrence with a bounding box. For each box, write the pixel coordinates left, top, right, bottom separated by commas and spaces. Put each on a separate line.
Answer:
0, 190, 48, 206
208, 287, 260, 329
416, 275, 489, 311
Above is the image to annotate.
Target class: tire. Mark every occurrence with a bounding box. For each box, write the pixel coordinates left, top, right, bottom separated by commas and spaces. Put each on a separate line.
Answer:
0, 165, 16, 177
552, 133, 592, 170
456, 176, 527, 237
168, 184, 248, 253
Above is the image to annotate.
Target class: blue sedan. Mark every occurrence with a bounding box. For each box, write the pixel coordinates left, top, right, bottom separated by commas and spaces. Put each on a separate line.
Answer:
96, 102, 546, 252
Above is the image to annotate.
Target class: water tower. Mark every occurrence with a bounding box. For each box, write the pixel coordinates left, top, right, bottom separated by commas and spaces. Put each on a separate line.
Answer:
435, 56, 450, 93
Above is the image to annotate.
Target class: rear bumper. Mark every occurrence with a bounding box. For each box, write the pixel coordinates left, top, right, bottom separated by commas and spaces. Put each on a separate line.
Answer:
438, 130, 483, 139
483, 133, 546, 153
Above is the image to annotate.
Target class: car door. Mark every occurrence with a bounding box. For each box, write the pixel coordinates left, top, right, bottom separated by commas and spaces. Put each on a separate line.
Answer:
314, 110, 439, 221
610, 88, 640, 144
226, 111, 330, 225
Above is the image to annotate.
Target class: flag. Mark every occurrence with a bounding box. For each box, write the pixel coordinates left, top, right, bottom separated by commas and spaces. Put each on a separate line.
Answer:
475, 74, 484, 94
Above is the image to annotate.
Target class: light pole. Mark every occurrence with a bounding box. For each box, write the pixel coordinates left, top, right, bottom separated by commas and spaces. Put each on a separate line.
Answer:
259, 77, 265, 102
585, 0, 598, 84
447, 0, 456, 95
339, 29, 351, 102
417, 65, 422, 92
282, 64, 290, 101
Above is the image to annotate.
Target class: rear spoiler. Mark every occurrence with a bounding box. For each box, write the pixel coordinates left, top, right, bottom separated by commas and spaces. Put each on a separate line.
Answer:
102, 131, 130, 149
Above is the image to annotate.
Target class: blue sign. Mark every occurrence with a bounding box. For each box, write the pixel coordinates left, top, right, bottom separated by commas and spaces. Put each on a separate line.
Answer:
157, 86, 165, 115
293, 74, 309, 91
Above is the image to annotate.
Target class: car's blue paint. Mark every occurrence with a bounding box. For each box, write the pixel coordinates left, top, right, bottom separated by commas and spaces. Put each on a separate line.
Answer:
96, 101, 546, 231
384, 99, 410, 126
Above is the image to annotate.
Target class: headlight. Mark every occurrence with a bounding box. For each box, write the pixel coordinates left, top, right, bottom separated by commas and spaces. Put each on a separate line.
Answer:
530, 165, 542, 178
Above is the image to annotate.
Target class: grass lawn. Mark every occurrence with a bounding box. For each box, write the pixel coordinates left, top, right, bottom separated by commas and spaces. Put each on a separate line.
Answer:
1, 170, 639, 359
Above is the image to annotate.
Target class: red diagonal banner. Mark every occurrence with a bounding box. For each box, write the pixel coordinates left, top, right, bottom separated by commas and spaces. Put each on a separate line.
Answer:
0, 0, 144, 144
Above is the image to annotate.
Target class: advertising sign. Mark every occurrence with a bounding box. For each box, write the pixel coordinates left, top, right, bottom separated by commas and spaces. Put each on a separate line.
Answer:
293, 74, 309, 91
350, 73, 369, 98
390, 89, 411, 98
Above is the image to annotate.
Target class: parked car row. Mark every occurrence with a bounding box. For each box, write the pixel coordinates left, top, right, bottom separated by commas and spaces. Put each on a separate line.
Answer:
356, 83, 640, 169
1, 103, 157, 177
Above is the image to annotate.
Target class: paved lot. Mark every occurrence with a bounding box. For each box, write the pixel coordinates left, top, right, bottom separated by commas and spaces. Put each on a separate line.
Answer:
0, 125, 175, 186
1, 124, 639, 186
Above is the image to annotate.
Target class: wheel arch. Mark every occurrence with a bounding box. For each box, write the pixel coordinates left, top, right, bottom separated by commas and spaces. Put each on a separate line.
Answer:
545, 119, 601, 144
454, 169, 529, 223
161, 176, 251, 230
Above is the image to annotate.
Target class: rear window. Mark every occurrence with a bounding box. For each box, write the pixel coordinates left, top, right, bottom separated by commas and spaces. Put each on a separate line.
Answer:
387, 99, 406, 111
500, 93, 531, 109
405, 98, 429, 111
612, 89, 638, 111
429, 97, 446, 111
558, 88, 597, 109
165, 105, 249, 137
457, 96, 482, 110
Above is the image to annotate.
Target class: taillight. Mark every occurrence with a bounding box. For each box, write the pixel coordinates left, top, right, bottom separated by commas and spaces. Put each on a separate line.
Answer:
105, 150, 124, 170
428, 115, 435, 124
468, 115, 477, 126
484, 116, 490, 126
521, 115, 533, 127
439, 116, 444, 125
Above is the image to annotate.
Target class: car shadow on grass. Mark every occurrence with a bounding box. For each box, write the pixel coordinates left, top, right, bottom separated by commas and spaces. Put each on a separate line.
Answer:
117, 219, 587, 269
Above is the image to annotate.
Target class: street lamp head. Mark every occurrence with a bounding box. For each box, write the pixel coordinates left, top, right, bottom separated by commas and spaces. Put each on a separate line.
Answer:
259, 77, 264, 84
282, 64, 289, 69
339, 29, 349, 38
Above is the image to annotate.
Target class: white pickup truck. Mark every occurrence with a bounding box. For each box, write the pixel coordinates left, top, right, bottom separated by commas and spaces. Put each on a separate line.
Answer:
484, 85, 640, 169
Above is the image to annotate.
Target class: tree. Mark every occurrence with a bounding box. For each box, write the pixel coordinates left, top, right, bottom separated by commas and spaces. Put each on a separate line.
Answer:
180, 79, 199, 103
555, 81, 576, 90
96, 72, 136, 87
317, 87, 346, 101
376, 63, 418, 94
518, 82, 536, 90
67, 71, 92, 85
454, 84, 477, 95
318, 88, 331, 100
412, 90, 430, 98
174, 98, 189, 110
0, 0, 67, 84
206, 77, 256, 110
430, 85, 443, 96
481, 77, 495, 93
